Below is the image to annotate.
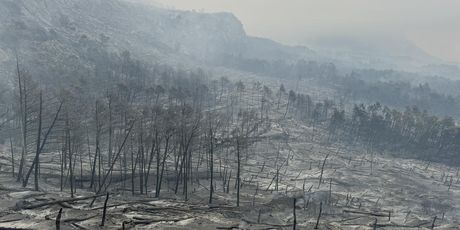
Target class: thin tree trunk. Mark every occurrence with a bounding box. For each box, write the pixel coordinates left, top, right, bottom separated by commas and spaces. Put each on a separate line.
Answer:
16, 56, 27, 183
314, 202, 322, 229
33, 92, 42, 191
108, 98, 113, 167
90, 121, 135, 207
80, 151, 83, 188
209, 127, 214, 204
89, 104, 100, 189
318, 154, 329, 189
60, 145, 64, 191
293, 198, 297, 230
23, 99, 63, 188
89, 107, 100, 188
236, 138, 241, 207
156, 135, 170, 197
131, 138, 135, 195
10, 137, 15, 177
145, 135, 157, 194
67, 117, 74, 198
100, 193, 110, 226
283, 99, 290, 118
138, 132, 144, 195
155, 136, 161, 193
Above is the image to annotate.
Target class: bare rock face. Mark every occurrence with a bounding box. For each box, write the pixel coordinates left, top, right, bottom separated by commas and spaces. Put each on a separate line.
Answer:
0, 0, 309, 84
0, 0, 242, 76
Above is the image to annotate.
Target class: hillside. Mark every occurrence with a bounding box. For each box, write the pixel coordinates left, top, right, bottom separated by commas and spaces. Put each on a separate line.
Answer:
0, 1, 460, 230
1, 77, 460, 229
0, 0, 316, 83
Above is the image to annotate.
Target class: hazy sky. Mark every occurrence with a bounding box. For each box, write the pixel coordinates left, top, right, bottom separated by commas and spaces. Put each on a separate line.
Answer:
154, 0, 460, 63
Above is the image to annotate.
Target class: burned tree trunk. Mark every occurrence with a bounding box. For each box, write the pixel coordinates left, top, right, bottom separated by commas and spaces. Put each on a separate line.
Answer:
100, 193, 110, 226
293, 198, 297, 230
314, 201, 322, 229
90, 121, 135, 207
23, 98, 63, 189
56, 208, 63, 230
209, 127, 214, 204
156, 135, 171, 197
33, 91, 42, 190
90, 102, 101, 189
10, 137, 15, 177
236, 138, 241, 207
16, 57, 27, 183
318, 154, 329, 189
67, 116, 74, 198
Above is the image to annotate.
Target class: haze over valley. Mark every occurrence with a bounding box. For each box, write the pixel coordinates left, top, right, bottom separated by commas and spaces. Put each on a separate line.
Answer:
0, 0, 459, 229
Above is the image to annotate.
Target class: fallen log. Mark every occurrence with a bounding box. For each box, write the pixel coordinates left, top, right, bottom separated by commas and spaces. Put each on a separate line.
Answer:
241, 218, 292, 228
0, 185, 26, 192
19, 194, 105, 210
124, 205, 239, 214
132, 217, 193, 225
123, 206, 191, 214
8, 192, 46, 200
90, 200, 148, 210
374, 221, 431, 228
0, 227, 32, 230
57, 202, 73, 209
343, 209, 388, 217
0, 218, 23, 223
338, 216, 365, 223
71, 222, 90, 230
63, 215, 96, 223
216, 226, 239, 230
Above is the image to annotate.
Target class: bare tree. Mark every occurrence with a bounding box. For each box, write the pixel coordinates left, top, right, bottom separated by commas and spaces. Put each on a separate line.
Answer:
22, 92, 63, 189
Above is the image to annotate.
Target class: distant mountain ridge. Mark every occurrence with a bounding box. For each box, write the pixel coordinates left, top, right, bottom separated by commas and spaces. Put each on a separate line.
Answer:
304, 34, 460, 75
0, 0, 458, 82
0, 0, 313, 80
